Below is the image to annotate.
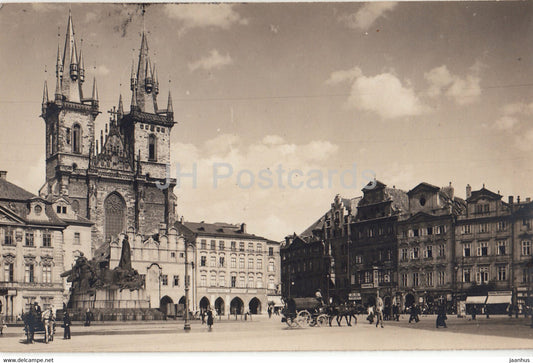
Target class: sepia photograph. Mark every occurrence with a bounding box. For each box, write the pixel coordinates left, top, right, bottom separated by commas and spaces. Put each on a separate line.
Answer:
0, 1, 532, 359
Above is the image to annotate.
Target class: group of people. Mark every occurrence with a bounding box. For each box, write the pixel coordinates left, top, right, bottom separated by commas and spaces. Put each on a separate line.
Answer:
199, 309, 214, 331
22, 302, 74, 343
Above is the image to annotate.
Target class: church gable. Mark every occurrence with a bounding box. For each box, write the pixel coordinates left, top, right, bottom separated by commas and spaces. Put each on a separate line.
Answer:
0, 205, 26, 225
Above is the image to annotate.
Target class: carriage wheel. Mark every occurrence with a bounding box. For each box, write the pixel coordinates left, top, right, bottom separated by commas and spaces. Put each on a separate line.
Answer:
317, 314, 329, 327
296, 310, 311, 327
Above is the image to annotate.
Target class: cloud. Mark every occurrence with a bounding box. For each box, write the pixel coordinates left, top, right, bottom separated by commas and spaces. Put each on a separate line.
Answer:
338, 2, 397, 30
171, 135, 347, 240
94, 65, 110, 76
30, 3, 64, 12
84, 12, 98, 23
424, 65, 481, 105
515, 128, 533, 151
502, 102, 533, 116
188, 50, 233, 72
165, 4, 247, 33
270, 24, 279, 34
493, 116, 518, 131
327, 67, 429, 119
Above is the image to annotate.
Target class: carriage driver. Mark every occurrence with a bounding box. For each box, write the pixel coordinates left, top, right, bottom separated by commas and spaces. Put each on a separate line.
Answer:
315, 289, 324, 307
42, 306, 55, 343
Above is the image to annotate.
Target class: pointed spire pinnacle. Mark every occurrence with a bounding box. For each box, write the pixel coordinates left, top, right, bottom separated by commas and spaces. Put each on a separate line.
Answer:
42, 81, 49, 105
118, 94, 124, 116
167, 90, 173, 113
131, 85, 137, 110
91, 78, 98, 100
56, 44, 62, 78
78, 42, 85, 83
153, 63, 159, 95
130, 60, 136, 91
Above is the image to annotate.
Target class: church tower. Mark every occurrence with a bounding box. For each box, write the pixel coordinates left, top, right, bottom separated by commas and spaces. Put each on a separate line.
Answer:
41, 10, 99, 197
41, 12, 177, 250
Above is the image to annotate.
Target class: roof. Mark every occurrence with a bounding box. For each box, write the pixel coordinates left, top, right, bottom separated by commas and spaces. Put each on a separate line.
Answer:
300, 212, 327, 239
407, 182, 440, 196
468, 187, 502, 202
0, 178, 37, 201
179, 221, 268, 241
384, 187, 409, 214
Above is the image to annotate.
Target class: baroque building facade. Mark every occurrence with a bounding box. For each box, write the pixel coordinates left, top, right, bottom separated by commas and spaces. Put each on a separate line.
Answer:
0, 171, 92, 320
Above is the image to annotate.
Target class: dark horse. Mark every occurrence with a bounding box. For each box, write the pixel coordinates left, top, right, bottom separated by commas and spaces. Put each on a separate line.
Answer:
326, 303, 358, 327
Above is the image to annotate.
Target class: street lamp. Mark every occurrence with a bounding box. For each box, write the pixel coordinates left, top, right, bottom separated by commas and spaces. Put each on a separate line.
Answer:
347, 239, 352, 299
183, 237, 194, 331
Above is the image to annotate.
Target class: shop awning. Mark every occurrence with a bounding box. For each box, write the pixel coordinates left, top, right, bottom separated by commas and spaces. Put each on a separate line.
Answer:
465, 296, 487, 304
486, 294, 512, 305
268, 296, 284, 307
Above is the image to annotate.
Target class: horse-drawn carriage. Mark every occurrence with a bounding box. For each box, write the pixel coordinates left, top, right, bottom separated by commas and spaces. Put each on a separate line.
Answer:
22, 311, 55, 344
281, 297, 358, 328
281, 297, 330, 328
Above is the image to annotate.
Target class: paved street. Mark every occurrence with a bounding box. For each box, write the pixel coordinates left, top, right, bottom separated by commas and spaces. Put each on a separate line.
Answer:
0, 314, 532, 352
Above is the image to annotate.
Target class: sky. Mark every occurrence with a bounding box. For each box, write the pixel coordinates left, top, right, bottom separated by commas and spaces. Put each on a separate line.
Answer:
0, 2, 533, 241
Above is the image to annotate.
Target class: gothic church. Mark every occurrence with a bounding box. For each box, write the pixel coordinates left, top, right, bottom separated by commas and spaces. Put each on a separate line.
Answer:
40, 12, 177, 251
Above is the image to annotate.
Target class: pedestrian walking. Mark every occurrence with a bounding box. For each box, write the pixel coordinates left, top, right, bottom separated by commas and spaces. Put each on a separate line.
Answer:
268, 306, 272, 318
206, 309, 214, 331
484, 305, 490, 319
366, 305, 374, 324
409, 304, 420, 323
84, 308, 92, 326
0, 314, 6, 336
436, 304, 447, 328
375, 294, 384, 328
63, 310, 71, 339
471, 305, 477, 320
200, 310, 206, 324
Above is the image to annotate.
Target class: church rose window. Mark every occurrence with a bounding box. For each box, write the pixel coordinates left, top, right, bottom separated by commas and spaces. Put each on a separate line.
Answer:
105, 193, 126, 241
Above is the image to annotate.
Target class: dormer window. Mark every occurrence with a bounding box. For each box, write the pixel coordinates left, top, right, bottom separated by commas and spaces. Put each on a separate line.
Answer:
34, 205, 42, 215
56, 205, 67, 214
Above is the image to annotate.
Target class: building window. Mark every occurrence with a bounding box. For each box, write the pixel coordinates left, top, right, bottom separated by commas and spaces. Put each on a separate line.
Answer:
256, 243, 262, 253
210, 256, 216, 267
248, 258, 253, 269
3, 228, 13, 245
424, 245, 433, 258
522, 240, 531, 256
257, 258, 262, 269
437, 271, 445, 286
239, 257, 245, 269
477, 242, 488, 256
210, 240, 216, 250
161, 275, 168, 286
461, 225, 471, 234
219, 274, 226, 287
426, 271, 433, 286
173, 275, 179, 287
200, 274, 207, 287
427, 227, 433, 235
413, 229, 419, 237
200, 256, 207, 267
200, 240, 206, 250
268, 247, 274, 256
479, 223, 490, 233
210, 273, 216, 287
248, 274, 254, 288
42, 265, 52, 283
231, 256, 236, 268
356, 255, 363, 264
477, 266, 489, 284
104, 193, 125, 242
436, 225, 446, 235
148, 134, 157, 161
438, 245, 445, 258
413, 272, 419, 287
219, 256, 225, 267
497, 266, 507, 281
257, 275, 263, 288
42, 231, 52, 247
463, 243, 471, 257
523, 268, 529, 283
239, 275, 245, 288
401, 248, 408, 261
231, 241, 236, 251
73, 124, 81, 153
248, 243, 253, 252
25, 264, 35, 283
25, 231, 34, 247
219, 240, 225, 250
497, 221, 507, 231
268, 260, 275, 272
231, 275, 236, 288
401, 273, 407, 287
239, 242, 244, 252
463, 268, 471, 283
74, 232, 80, 245
497, 240, 506, 255
412, 247, 419, 259
4, 263, 14, 282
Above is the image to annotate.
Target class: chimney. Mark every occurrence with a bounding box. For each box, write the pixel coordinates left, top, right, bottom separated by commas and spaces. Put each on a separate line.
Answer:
466, 184, 472, 199
241, 223, 247, 233
517, 196, 521, 204
285, 235, 293, 245
509, 196, 514, 205
0, 171, 6, 180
